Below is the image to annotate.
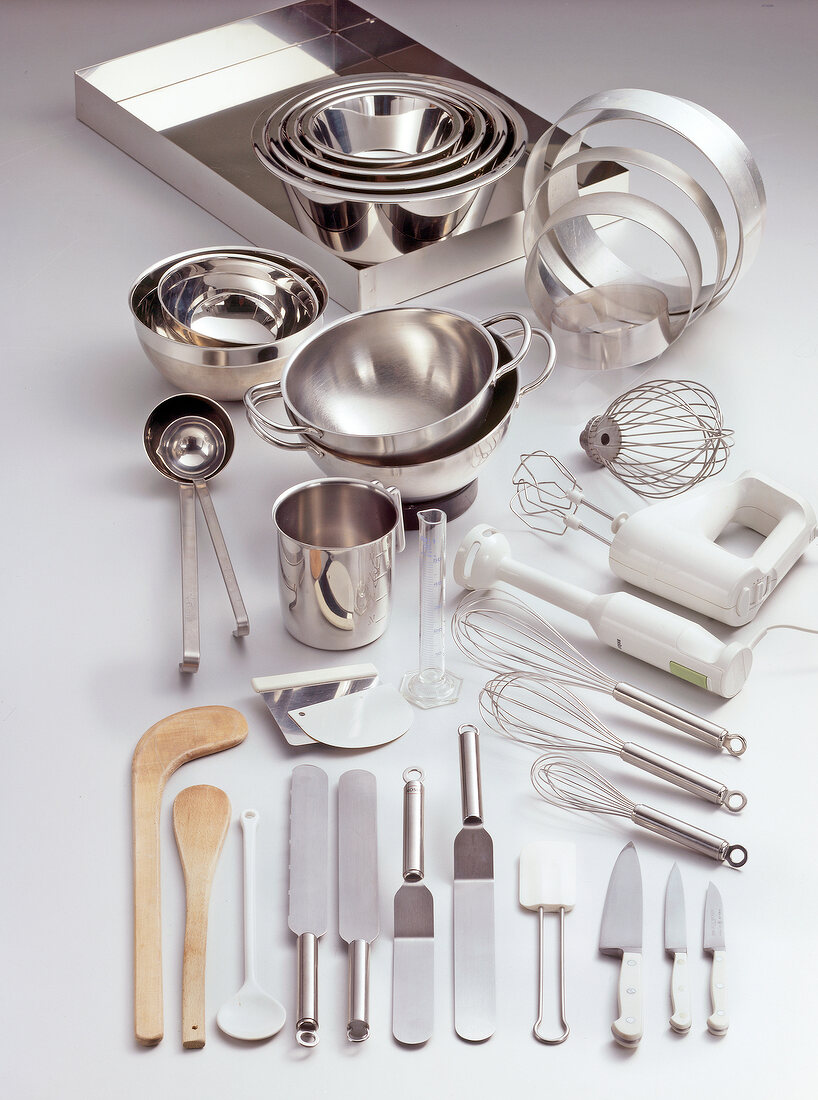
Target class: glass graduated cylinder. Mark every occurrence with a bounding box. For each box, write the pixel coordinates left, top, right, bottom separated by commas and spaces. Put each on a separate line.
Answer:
400, 508, 462, 709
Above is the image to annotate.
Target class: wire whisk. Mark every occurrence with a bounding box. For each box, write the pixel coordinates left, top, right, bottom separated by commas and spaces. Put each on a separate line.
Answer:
451, 589, 746, 756
530, 753, 748, 867
579, 378, 733, 499
480, 672, 745, 812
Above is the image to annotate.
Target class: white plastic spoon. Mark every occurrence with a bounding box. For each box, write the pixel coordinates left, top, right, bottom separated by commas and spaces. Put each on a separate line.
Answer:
217, 809, 286, 1040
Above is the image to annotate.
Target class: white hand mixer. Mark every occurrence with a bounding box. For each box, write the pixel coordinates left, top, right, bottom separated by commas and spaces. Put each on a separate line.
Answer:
511, 455, 816, 627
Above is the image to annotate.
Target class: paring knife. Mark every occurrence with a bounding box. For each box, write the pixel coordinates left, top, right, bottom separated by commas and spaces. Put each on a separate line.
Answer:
664, 862, 691, 1033
453, 724, 496, 1042
392, 767, 434, 1045
599, 842, 643, 1047
704, 881, 729, 1035
338, 770, 379, 1042
288, 765, 329, 1047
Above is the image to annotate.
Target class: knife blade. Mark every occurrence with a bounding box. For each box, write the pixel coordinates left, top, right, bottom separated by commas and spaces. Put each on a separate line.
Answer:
664, 862, 691, 1033
392, 768, 434, 1045
338, 769, 379, 1041
703, 881, 729, 1035
288, 764, 329, 1047
453, 724, 495, 1042
599, 841, 643, 1047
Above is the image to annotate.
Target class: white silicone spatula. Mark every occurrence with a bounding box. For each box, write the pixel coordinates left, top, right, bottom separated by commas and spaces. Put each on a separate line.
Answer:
519, 841, 576, 1044
216, 809, 286, 1041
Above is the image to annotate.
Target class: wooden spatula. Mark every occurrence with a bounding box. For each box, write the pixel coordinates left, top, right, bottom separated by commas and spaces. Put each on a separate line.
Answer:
132, 705, 247, 1045
173, 785, 231, 1048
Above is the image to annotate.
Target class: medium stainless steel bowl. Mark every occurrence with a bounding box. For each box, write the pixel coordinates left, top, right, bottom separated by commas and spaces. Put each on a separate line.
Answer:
157, 253, 320, 348
245, 307, 532, 461
251, 73, 527, 265
247, 330, 557, 501
129, 246, 328, 401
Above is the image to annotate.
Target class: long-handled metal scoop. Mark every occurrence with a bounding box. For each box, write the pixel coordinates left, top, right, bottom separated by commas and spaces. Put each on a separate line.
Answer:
519, 841, 575, 1044
144, 393, 249, 673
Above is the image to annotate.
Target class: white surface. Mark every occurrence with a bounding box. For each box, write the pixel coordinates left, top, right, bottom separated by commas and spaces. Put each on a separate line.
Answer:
3, 0, 818, 1095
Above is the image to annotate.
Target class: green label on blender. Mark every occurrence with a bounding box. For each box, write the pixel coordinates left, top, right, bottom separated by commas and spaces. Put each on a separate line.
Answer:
669, 662, 709, 690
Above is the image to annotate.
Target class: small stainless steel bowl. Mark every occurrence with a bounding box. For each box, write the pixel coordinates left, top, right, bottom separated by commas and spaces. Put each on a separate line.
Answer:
129, 246, 328, 401
157, 253, 320, 348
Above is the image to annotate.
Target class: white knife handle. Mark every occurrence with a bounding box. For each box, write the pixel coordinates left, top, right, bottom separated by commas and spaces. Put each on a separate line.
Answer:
296, 932, 319, 1047
613, 951, 643, 1046
669, 951, 691, 1033
347, 939, 370, 1042
707, 950, 729, 1034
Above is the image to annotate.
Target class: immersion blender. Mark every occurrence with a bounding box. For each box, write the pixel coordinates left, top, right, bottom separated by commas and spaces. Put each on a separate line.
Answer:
453, 524, 752, 697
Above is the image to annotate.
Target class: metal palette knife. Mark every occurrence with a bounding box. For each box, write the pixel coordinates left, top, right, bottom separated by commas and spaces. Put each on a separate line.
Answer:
599, 842, 643, 1048
288, 764, 329, 1047
338, 769, 379, 1042
453, 724, 496, 1042
393, 768, 434, 1045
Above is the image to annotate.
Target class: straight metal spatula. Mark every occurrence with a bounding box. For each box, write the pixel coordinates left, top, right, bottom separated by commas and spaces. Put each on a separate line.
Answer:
599, 842, 643, 1047
393, 768, 434, 1045
453, 724, 495, 1042
338, 770, 379, 1041
288, 765, 329, 1047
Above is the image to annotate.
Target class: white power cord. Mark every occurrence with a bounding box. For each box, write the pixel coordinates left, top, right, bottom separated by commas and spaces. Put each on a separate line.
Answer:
749, 623, 818, 650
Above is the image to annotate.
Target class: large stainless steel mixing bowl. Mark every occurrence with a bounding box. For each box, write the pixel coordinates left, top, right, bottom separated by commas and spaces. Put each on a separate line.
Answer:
246, 329, 557, 501
245, 307, 532, 461
129, 246, 328, 401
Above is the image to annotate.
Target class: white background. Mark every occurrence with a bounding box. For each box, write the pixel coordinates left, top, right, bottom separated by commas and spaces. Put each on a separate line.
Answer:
3, 1, 817, 1096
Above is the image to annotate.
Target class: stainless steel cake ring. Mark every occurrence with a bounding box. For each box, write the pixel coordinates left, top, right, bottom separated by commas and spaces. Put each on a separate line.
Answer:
523, 145, 729, 318
522, 89, 765, 309
260, 94, 512, 197
256, 77, 520, 196
525, 192, 703, 365
283, 91, 486, 181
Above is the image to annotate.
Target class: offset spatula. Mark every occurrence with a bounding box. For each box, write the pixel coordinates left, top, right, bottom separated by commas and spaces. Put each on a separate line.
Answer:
288, 765, 329, 1047
393, 768, 434, 1045
599, 842, 643, 1047
338, 770, 379, 1041
453, 724, 496, 1042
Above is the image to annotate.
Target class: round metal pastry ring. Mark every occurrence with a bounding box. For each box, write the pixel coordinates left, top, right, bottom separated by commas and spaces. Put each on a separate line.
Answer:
253, 76, 522, 198
522, 89, 766, 310
525, 192, 703, 364
523, 143, 729, 319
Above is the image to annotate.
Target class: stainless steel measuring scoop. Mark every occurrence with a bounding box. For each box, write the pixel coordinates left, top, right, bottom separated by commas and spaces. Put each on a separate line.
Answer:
144, 393, 249, 672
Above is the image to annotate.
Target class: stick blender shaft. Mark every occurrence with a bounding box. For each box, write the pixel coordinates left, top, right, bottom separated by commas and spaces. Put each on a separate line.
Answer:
453, 525, 752, 698
401, 509, 462, 708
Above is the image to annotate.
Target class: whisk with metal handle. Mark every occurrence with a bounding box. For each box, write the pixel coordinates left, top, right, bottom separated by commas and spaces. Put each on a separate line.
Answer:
452, 590, 746, 756
530, 753, 748, 868
579, 379, 733, 499
480, 672, 746, 812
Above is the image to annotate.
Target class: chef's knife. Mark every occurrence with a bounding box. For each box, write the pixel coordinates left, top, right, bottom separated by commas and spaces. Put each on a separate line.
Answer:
338, 769, 379, 1041
704, 881, 729, 1034
453, 724, 495, 1042
392, 768, 434, 1045
599, 842, 643, 1047
288, 764, 329, 1047
664, 862, 691, 1033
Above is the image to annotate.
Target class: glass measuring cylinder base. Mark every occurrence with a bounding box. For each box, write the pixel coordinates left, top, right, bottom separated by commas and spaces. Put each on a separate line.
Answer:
400, 667, 463, 709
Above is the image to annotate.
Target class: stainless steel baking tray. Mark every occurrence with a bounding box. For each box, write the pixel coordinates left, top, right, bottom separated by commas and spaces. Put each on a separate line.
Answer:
75, 0, 626, 309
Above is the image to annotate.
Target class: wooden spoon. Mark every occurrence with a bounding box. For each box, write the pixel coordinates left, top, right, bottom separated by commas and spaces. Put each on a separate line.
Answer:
132, 705, 247, 1045
173, 784, 231, 1048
